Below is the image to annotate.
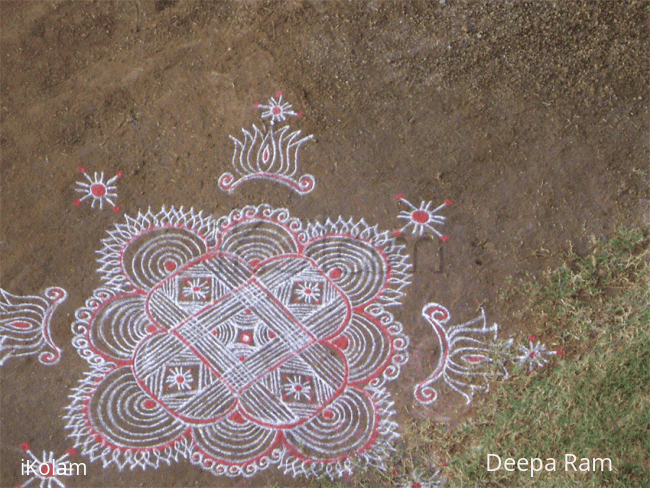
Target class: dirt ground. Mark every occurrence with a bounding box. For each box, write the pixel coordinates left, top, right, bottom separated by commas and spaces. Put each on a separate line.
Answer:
1, 1, 648, 487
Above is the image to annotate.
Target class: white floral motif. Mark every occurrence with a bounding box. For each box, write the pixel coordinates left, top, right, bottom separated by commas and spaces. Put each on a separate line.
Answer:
219, 92, 315, 195
74, 167, 122, 211
1, 287, 67, 366
16, 443, 80, 488
415, 304, 565, 408
181, 279, 209, 300
395, 194, 451, 241
65, 205, 411, 479
282, 376, 312, 401
165, 367, 193, 391
512, 335, 562, 374
294, 281, 322, 304
414, 303, 508, 405
256, 90, 301, 125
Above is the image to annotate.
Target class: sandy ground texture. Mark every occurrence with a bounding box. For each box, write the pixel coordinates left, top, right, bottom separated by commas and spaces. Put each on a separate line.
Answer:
1, 1, 648, 487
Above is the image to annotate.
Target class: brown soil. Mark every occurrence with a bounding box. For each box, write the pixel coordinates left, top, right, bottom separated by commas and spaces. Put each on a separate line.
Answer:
1, 1, 648, 487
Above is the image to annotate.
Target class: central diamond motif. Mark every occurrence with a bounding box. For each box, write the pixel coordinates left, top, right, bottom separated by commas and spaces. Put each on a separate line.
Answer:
134, 254, 350, 427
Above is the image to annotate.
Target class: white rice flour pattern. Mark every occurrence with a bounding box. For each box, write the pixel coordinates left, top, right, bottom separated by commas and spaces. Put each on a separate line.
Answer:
413, 303, 508, 406
74, 167, 122, 211
218, 92, 315, 195
16, 443, 80, 488
65, 205, 411, 479
0, 287, 67, 366
512, 334, 564, 374
394, 194, 451, 241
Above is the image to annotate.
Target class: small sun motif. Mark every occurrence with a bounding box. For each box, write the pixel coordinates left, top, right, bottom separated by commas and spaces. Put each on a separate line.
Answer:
18, 442, 80, 488
165, 366, 193, 391
294, 281, 322, 304
181, 278, 210, 301
74, 167, 122, 211
394, 194, 451, 240
514, 335, 563, 374
254, 90, 302, 125
282, 375, 312, 402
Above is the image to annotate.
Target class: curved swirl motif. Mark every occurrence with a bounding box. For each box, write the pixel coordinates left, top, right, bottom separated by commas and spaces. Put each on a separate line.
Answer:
1, 286, 67, 366
217, 173, 235, 191
66, 205, 411, 480
297, 174, 315, 193
413, 303, 505, 406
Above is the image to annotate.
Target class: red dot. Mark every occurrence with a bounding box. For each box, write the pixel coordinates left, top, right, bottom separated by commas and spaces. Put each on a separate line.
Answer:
441, 235, 449, 242
529, 352, 538, 358
249, 259, 260, 268
12, 321, 31, 329
411, 483, 422, 488
146, 324, 157, 333
39, 463, 54, 477
229, 411, 246, 424
112, 205, 121, 212
528, 335, 536, 342
238, 356, 246, 362
393, 230, 402, 237
254, 102, 259, 108
444, 199, 452, 206
73, 199, 81, 206
77, 166, 85, 173
297, 110, 303, 117
272, 106, 282, 115
143, 400, 157, 409
66, 448, 77, 456
116, 170, 123, 178
269, 332, 276, 338
20, 443, 30, 451
176, 376, 184, 383
412, 210, 429, 223
91, 184, 106, 197
276, 90, 283, 98
244, 309, 252, 315
295, 385, 302, 392
556, 349, 565, 356
329, 268, 342, 279
395, 193, 405, 200
332, 335, 349, 350
164, 261, 177, 271
323, 409, 334, 420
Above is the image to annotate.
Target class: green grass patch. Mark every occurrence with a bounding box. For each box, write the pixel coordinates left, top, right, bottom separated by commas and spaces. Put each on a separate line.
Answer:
428, 227, 650, 487
314, 227, 650, 488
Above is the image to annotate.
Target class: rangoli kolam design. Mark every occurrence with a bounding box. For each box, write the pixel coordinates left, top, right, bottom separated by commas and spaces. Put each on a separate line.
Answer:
65, 205, 411, 479
0, 287, 67, 366
218, 92, 315, 195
